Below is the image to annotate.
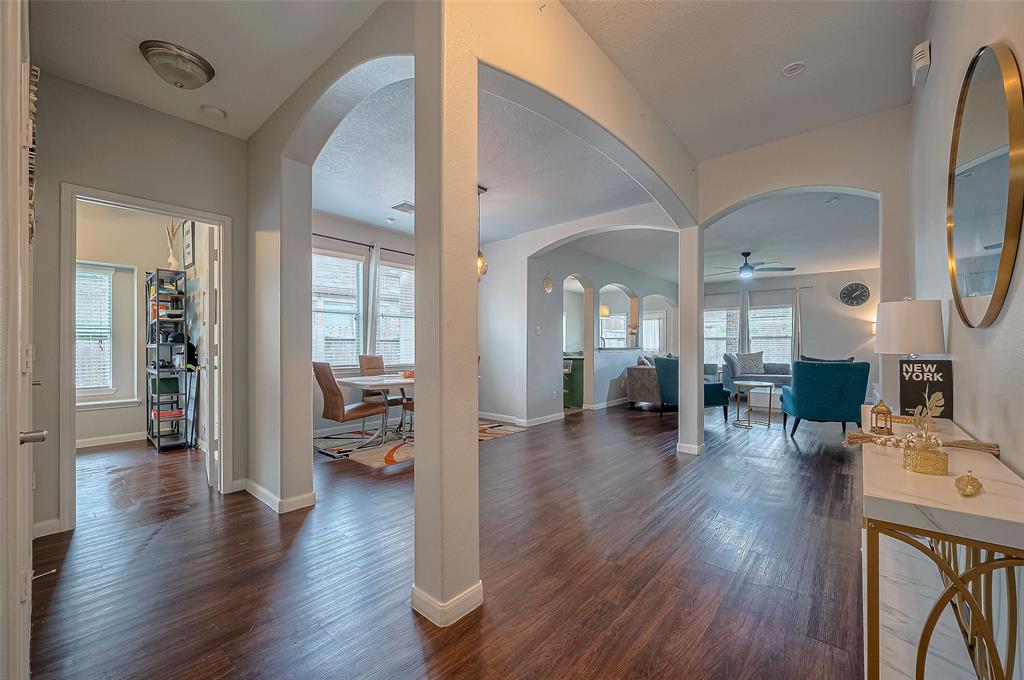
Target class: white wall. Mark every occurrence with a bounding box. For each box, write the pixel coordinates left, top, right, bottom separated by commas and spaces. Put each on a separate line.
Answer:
526, 244, 677, 419
562, 287, 584, 353
911, 0, 1024, 476
704, 268, 881, 392
33, 73, 248, 525
74, 202, 171, 447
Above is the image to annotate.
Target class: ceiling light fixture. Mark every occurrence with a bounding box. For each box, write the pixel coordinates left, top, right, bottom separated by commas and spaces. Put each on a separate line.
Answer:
385, 216, 397, 224
738, 251, 755, 279
477, 185, 489, 281
139, 40, 215, 90
781, 61, 806, 78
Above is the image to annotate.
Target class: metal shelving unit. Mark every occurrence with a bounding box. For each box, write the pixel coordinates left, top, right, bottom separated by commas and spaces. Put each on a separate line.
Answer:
145, 269, 189, 451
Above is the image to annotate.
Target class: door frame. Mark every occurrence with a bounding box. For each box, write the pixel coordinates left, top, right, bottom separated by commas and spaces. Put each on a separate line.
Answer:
57, 184, 235, 532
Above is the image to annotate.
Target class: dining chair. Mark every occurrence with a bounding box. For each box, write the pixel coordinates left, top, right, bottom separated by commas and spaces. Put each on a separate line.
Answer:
358, 355, 406, 408
312, 362, 387, 447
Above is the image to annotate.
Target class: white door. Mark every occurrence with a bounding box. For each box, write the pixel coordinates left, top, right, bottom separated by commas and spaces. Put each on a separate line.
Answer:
204, 227, 221, 490
2, 2, 37, 675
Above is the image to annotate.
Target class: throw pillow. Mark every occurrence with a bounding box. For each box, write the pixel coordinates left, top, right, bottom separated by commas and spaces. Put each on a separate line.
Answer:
637, 355, 652, 367
800, 354, 855, 362
736, 351, 764, 375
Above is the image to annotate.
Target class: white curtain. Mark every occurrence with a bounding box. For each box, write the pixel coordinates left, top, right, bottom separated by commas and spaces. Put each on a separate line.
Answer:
791, 287, 803, 362
738, 289, 750, 353
365, 243, 381, 354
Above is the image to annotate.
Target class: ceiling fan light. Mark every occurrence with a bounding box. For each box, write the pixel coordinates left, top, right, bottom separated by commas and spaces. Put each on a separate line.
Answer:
139, 40, 215, 90
738, 263, 755, 279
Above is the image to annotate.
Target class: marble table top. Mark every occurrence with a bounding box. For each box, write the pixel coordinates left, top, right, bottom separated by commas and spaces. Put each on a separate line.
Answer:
859, 405, 1024, 551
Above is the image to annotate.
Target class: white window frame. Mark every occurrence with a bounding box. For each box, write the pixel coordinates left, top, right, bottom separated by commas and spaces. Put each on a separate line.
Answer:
747, 304, 794, 365
74, 262, 117, 399
600, 312, 629, 348
374, 259, 415, 369
703, 307, 740, 366
312, 248, 365, 371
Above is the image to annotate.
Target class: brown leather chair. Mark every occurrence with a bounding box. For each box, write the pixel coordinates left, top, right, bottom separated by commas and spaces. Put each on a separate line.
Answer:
358, 355, 405, 408
312, 362, 387, 444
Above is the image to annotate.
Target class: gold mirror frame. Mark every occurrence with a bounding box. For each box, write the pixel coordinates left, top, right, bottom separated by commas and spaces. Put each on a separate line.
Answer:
947, 43, 1024, 328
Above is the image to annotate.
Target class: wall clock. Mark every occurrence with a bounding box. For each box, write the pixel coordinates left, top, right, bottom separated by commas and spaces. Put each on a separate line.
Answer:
839, 282, 871, 306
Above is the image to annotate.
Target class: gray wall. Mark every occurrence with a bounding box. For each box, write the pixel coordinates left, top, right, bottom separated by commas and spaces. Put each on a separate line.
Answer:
912, 1, 1024, 477
562, 287, 584, 353
33, 74, 248, 524
704, 268, 881, 390
527, 244, 677, 419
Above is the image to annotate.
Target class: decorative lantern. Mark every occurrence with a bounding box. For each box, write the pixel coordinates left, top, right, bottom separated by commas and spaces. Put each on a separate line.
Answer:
870, 399, 893, 436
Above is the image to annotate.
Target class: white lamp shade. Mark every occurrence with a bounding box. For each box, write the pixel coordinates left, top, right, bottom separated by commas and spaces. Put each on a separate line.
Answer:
874, 300, 945, 355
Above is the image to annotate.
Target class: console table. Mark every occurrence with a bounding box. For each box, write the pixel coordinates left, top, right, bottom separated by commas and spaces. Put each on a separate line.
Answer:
859, 406, 1024, 680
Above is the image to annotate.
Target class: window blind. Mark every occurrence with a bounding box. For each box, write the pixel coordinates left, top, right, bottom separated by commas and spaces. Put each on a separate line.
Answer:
703, 308, 740, 365
75, 266, 113, 390
375, 264, 415, 365
312, 253, 363, 368
748, 305, 793, 364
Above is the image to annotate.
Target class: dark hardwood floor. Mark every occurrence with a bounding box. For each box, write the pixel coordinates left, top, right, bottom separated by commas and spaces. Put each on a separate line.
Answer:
32, 408, 863, 679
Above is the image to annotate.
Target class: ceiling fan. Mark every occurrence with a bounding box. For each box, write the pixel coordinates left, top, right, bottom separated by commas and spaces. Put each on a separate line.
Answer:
705, 251, 796, 279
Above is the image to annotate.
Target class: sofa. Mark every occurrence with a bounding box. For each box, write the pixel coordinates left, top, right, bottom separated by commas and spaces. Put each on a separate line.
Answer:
721, 352, 792, 394
780, 360, 870, 437
626, 359, 717, 406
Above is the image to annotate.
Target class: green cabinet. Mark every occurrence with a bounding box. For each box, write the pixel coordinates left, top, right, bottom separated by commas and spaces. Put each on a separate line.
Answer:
563, 357, 584, 408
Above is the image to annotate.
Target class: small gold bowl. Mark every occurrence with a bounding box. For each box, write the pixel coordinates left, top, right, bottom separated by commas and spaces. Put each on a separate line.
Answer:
903, 445, 948, 476
955, 470, 983, 497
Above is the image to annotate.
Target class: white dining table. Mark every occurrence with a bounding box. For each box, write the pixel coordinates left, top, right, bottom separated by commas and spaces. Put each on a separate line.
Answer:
334, 374, 415, 449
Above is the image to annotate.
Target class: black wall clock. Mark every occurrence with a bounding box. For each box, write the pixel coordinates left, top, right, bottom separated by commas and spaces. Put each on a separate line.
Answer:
839, 282, 870, 306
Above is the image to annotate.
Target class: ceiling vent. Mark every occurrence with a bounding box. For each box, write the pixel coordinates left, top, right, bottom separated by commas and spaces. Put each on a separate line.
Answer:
912, 41, 931, 88
390, 201, 415, 214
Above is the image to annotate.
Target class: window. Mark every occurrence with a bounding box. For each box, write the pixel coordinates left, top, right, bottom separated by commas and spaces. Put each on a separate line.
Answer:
748, 306, 793, 365
600, 313, 628, 348
375, 264, 415, 366
703, 308, 740, 365
312, 253, 363, 368
642, 311, 665, 353
75, 265, 114, 390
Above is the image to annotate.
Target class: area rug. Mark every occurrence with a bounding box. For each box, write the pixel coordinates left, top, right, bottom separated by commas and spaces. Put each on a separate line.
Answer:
314, 420, 525, 469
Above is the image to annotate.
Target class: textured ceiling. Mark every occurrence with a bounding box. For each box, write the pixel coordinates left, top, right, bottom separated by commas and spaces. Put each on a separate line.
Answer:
312, 79, 653, 242
704, 192, 879, 280
563, 192, 878, 284
29, 0, 381, 138
569, 230, 680, 283
564, 0, 930, 159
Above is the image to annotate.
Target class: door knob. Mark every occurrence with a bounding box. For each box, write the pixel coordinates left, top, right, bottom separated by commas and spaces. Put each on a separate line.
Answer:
19, 429, 47, 445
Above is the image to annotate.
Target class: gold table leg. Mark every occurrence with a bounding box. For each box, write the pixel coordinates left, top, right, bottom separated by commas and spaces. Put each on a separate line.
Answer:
866, 520, 880, 680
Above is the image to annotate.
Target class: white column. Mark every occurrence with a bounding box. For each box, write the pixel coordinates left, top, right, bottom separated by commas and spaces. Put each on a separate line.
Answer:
677, 225, 704, 455
411, 0, 483, 627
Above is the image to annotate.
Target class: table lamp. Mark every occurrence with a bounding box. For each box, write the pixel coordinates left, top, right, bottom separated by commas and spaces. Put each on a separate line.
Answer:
874, 300, 945, 357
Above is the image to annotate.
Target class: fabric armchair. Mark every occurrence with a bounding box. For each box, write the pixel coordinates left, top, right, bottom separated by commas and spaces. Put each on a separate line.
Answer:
703, 382, 731, 422
652, 356, 678, 414
780, 360, 870, 437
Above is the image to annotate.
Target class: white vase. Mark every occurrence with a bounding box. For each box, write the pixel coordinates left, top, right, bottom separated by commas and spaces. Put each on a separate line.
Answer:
167, 251, 180, 270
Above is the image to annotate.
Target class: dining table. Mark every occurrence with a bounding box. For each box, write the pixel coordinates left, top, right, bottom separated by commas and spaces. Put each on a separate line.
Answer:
335, 373, 415, 448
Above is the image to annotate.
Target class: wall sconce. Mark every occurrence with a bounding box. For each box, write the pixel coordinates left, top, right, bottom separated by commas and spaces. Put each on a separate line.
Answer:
543, 271, 553, 294
599, 304, 610, 318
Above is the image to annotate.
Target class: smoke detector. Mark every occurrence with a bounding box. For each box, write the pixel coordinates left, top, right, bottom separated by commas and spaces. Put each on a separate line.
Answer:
781, 61, 806, 78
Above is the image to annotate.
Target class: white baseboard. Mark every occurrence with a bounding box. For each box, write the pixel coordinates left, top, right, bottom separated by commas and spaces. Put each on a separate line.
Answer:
676, 441, 704, 456
477, 411, 518, 425
33, 517, 62, 539
75, 431, 147, 449
222, 478, 248, 494
244, 480, 317, 514
584, 397, 630, 411
516, 411, 564, 427
411, 580, 483, 627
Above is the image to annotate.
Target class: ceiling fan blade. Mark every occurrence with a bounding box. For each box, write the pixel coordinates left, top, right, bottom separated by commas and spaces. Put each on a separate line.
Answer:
703, 271, 736, 277
712, 266, 738, 270
755, 266, 796, 272
983, 242, 1003, 251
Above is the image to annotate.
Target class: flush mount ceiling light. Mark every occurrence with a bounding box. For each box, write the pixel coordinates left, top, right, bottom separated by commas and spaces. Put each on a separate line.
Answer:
139, 40, 215, 90
781, 61, 806, 78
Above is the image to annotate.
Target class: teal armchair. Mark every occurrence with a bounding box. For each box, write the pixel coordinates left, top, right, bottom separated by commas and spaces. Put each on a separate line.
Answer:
781, 360, 870, 437
652, 357, 732, 421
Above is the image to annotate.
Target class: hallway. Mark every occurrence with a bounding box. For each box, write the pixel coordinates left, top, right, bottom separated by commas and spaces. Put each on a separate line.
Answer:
32, 410, 862, 679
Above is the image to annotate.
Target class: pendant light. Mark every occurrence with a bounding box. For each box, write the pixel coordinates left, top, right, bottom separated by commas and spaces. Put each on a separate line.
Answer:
477, 185, 489, 280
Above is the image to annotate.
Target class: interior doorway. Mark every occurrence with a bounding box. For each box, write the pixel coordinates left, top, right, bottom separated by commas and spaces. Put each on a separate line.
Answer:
56, 185, 233, 532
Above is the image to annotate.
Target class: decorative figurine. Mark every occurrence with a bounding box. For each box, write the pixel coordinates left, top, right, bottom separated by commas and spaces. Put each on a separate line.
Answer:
870, 399, 893, 436
954, 470, 983, 497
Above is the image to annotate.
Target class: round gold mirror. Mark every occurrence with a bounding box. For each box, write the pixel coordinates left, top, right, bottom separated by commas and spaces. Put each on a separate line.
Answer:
947, 43, 1024, 328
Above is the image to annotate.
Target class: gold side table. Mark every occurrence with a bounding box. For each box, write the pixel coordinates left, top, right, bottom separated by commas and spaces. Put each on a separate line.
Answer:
733, 380, 775, 429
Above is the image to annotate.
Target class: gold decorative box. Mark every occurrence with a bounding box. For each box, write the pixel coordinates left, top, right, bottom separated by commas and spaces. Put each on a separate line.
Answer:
903, 443, 949, 476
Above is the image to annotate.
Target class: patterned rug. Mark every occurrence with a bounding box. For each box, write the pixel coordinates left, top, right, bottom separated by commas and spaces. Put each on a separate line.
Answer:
314, 420, 526, 469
